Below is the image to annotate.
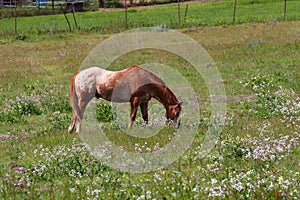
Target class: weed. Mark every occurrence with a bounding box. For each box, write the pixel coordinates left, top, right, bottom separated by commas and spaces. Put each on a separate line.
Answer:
48, 111, 70, 130
240, 72, 300, 121
95, 102, 114, 123
14, 34, 27, 41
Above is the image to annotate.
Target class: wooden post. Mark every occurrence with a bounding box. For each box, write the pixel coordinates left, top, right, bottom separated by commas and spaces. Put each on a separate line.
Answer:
183, 3, 189, 24
72, 4, 78, 29
177, 0, 180, 25
283, 0, 287, 20
52, 0, 54, 14
124, 0, 128, 28
59, 4, 72, 32
14, 0, 17, 34
233, 0, 237, 23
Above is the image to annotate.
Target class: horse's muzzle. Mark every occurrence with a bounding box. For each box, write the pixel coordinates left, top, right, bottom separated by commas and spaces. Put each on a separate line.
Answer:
167, 117, 181, 129
175, 117, 181, 129
174, 117, 180, 129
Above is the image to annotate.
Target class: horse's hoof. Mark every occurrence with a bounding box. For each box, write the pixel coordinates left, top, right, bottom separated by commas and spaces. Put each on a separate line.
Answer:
68, 127, 74, 134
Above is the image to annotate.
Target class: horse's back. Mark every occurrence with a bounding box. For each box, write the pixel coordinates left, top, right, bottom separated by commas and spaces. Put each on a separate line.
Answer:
75, 67, 106, 97
108, 66, 165, 102
123, 66, 165, 86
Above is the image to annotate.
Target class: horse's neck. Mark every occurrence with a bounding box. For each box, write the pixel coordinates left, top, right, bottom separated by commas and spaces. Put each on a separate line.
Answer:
155, 85, 178, 107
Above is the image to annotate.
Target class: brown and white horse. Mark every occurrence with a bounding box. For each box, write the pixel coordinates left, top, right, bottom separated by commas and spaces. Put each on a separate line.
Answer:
68, 66, 182, 133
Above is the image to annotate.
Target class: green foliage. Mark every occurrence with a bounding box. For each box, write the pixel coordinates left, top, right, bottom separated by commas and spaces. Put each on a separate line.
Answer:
29, 141, 103, 180
240, 72, 300, 120
240, 0, 282, 5
95, 102, 114, 122
41, 94, 72, 113
0, 82, 71, 124
14, 33, 27, 41
0, 110, 25, 124
219, 136, 249, 159
11, 101, 42, 116
104, 0, 124, 8
48, 111, 70, 130
0, 100, 41, 124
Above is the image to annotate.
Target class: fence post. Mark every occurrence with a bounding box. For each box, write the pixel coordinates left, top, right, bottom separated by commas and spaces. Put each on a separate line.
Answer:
59, 4, 72, 32
283, 0, 287, 20
52, 0, 54, 14
72, 4, 78, 29
125, 0, 128, 28
14, 0, 17, 34
178, 0, 180, 25
183, 3, 189, 24
233, 0, 237, 23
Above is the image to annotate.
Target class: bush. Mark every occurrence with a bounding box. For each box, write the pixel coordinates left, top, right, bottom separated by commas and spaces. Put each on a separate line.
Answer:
104, 0, 124, 8
0, 100, 41, 124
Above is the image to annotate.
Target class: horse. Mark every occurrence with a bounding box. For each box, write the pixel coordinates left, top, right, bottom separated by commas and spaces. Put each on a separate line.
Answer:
68, 66, 182, 134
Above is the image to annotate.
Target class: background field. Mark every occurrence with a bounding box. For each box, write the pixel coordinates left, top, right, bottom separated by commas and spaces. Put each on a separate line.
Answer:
1, 0, 300, 36
0, 0, 299, 199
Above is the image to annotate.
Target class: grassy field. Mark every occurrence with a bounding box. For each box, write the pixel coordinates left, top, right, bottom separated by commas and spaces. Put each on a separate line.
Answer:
0, 0, 300, 36
0, 0, 300, 199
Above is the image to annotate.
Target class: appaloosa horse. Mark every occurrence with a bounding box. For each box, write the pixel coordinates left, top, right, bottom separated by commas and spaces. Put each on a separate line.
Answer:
68, 66, 182, 133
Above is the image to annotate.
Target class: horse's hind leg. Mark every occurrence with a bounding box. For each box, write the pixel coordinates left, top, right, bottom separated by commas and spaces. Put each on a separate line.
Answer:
140, 102, 148, 124
129, 97, 139, 128
68, 114, 77, 133
76, 97, 92, 134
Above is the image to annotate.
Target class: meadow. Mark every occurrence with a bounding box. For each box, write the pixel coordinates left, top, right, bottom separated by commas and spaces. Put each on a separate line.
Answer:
0, 0, 300, 199
0, 0, 300, 36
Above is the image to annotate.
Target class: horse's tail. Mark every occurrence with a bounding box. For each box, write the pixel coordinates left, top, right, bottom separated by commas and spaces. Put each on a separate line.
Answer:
70, 71, 81, 122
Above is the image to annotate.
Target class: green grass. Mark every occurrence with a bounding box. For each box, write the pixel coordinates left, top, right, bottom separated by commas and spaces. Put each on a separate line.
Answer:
0, 1, 300, 199
0, 0, 300, 36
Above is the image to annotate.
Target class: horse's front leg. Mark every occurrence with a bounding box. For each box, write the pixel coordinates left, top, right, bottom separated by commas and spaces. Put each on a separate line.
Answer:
140, 102, 148, 124
129, 97, 139, 128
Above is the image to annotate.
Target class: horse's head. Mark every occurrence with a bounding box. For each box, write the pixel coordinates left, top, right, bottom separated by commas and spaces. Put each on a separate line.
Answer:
166, 102, 182, 128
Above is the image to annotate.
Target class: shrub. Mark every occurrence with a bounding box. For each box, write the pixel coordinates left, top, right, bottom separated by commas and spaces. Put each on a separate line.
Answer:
104, 0, 124, 8
0, 100, 41, 124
